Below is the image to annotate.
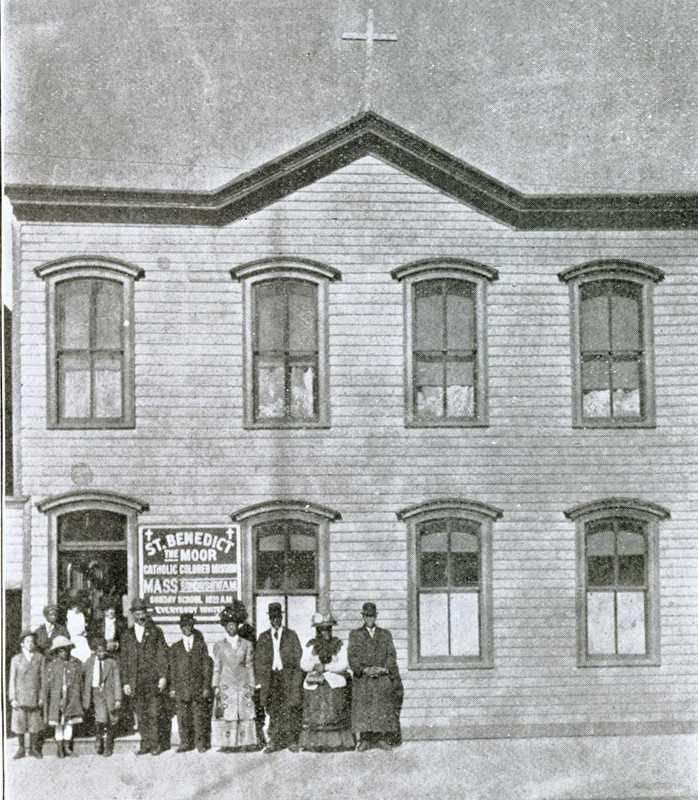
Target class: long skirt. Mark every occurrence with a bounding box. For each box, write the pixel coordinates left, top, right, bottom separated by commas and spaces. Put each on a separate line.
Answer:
211, 718, 257, 749
298, 683, 354, 751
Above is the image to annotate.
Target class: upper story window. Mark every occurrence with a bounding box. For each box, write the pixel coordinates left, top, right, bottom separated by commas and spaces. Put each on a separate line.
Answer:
231, 258, 341, 428
398, 498, 502, 669
391, 259, 498, 427
35, 256, 144, 429
565, 497, 669, 667
558, 260, 664, 428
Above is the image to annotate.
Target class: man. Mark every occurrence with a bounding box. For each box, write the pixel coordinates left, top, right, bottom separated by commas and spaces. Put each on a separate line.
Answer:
254, 602, 303, 753
119, 598, 168, 755
33, 604, 69, 656
348, 602, 402, 751
226, 599, 265, 745
168, 613, 211, 753
82, 637, 122, 756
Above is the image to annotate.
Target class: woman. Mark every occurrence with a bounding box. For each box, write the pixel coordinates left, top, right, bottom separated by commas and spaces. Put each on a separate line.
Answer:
65, 590, 92, 663
42, 636, 83, 758
211, 605, 257, 751
298, 612, 354, 752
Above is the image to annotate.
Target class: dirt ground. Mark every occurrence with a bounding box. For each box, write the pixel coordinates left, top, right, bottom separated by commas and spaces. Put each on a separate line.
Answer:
3, 733, 697, 800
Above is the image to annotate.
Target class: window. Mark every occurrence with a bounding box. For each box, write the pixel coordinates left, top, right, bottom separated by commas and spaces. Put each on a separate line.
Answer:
565, 497, 669, 667
398, 499, 501, 669
391, 259, 498, 427
231, 258, 341, 428
559, 260, 664, 428
35, 256, 144, 428
231, 499, 340, 645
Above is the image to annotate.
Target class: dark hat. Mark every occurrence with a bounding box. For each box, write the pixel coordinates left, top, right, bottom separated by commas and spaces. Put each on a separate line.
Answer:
361, 602, 377, 617
220, 601, 247, 626
99, 595, 121, 611
179, 613, 196, 627
19, 630, 35, 643
130, 597, 148, 612
268, 602, 283, 617
43, 603, 59, 617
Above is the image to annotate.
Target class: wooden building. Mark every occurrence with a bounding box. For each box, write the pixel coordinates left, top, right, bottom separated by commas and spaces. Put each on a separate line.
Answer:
5, 112, 698, 739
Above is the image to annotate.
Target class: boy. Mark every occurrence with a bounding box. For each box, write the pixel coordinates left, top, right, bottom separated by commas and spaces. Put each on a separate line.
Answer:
168, 613, 211, 753
42, 636, 84, 757
8, 631, 44, 759
83, 637, 122, 756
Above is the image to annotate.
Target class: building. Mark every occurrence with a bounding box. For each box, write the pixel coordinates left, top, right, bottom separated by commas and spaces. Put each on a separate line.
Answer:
4, 112, 698, 739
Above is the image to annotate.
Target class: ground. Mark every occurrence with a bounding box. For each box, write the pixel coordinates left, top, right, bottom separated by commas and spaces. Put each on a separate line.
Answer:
4, 734, 697, 800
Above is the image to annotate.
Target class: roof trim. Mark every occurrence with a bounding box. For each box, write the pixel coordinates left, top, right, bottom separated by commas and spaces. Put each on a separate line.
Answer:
558, 259, 665, 285
34, 255, 145, 281
231, 256, 341, 282
397, 498, 504, 522
563, 497, 671, 521
391, 258, 499, 283
230, 499, 342, 522
36, 489, 150, 514
6, 112, 698, 229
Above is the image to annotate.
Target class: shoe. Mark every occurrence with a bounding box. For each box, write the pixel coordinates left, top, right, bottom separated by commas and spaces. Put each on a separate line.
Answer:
56, 742, 66, 759
287, 743, 300, 752
176, 745, 193, 753
376, 740, 392, 751
135, 747, 150, 755
13, 745, 26, 760
196, 745, 208, 753
95, 738, 104, 755
150, 747, 163, 756
28, 735, 43, 759
263, 745, 280, 754
356, 740, 371, 752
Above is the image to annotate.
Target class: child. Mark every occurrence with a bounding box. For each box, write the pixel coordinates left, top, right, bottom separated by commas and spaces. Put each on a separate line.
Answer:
42, 636, 84, 757
82, 637, 122, 756
8, 631, 45, 759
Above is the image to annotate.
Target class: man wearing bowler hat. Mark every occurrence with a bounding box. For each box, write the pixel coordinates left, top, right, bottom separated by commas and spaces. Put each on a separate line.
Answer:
168, 613, 211, 753
348, 602, 402, 751
119, 598, 168, 755
254, 602, 304, 752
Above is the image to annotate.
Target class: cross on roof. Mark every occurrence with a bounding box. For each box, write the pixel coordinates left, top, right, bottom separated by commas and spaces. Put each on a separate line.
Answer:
342, 8, 397, 111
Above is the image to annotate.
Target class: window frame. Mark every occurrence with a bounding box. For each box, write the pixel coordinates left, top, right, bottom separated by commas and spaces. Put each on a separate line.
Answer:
398, 498, 502, 670
231, 258, 341, 429
565, 497, 669, 668
558, 260, 664, 429
391, 259, 498, 428
35, 256, 144, 429
230, 499, 341, 626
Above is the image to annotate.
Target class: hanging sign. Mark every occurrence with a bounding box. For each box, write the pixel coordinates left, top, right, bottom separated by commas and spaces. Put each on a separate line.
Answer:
138, 524, 240, 623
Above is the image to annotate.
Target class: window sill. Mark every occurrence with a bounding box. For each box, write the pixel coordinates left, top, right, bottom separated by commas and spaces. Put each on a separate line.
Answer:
48, 420, 136, 430
578, 656, 660, 668
573, 419, 656, 430
244, 420, 330, 430
408, 657, 494, 670
406, 419, 489, 429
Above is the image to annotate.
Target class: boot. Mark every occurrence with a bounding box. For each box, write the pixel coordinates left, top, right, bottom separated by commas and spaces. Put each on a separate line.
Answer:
103, 726, 114, 757
95, 724, 104, 755
28, 734, 43, 759
13, 737, 26, 759
56, 741, 65, 758
65, 738, 77, 757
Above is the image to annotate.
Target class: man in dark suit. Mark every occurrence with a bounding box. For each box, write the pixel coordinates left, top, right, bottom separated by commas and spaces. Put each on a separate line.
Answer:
348, 601, 402, 751
254, 602, 304, 753
119, 598, 168, 755
168, 613, 211, 753
33, 604, 69, 656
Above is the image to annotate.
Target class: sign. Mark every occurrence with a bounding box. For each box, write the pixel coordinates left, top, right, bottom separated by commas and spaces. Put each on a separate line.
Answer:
138, 524, 240, 623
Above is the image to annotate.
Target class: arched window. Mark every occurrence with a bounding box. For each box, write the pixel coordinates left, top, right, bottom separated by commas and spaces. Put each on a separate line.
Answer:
35, 256, 144, 428
559, 260, 663, 427
398, 499, 502, 669
565, 497, 669, 666
392, 259, 498, 427
231, 258, 341, 428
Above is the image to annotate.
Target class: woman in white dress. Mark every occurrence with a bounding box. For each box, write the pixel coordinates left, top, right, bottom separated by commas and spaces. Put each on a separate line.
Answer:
211, 605, 257, 751
65, 591, 92, 664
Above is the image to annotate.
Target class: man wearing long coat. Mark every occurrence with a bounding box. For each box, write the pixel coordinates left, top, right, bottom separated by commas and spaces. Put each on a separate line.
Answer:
254, 602, 304, 752
119, 598, 168, 755
348, 602, 401, 751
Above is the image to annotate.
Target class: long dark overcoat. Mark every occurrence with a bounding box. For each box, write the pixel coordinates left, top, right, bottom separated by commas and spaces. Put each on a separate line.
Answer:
168, 632, 211, 701
119, 622, 168, 689
43, 656, 84, 724
254, 627, 304, 708
347, 626, 400, 734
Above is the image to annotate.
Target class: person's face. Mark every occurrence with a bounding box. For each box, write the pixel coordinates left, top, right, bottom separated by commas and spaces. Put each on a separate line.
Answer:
21, 636, 35, 652
362, 614, 376, 629
104, 607, 116, 620
96, 645, 107, 660
133, 610, 147, 625
269, 613, 282, 630
225, 621, 238, 636
180, 623, 194, 637
319, 626, 332, 640
57, 648, 69, 661
45, 608, 57, 624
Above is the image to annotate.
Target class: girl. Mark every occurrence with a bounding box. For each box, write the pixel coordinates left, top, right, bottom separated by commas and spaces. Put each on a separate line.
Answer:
42, 636, 84, 757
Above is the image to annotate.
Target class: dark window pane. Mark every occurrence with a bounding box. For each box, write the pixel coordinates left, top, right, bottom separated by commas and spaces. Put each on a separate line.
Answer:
415, 357, 444, 418
610, 283, 641, 351
58, 510, 126, 542
94, 280, 123, 349
580, 284, 610, 352
420, 553, 448, 587
57, 279, 91, 350
445, 283, 474, 351
618, 555, 645, 586
587, 527, 615, 586
255, 282, 286, 351
288, 281, 317, 352
451, 552, 479, 586
582, 359, 611, 418
256, 552, 285, 589
587, 556, 615, 586
257, 532, 285, 551
415, 282, 443, 351
286, 551, 316, 590
420, 530, 448, 551
256, 356, 285, 418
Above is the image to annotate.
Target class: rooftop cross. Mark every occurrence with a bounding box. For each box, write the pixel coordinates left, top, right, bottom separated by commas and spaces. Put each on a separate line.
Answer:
342, 8, 397, 111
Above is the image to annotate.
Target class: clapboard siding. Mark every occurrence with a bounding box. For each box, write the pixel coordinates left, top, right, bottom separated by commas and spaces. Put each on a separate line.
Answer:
15, 156, 698, 735
3, 499, 26, 589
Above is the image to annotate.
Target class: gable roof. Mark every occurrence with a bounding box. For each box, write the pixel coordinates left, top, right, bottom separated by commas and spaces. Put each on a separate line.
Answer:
5, 111, 697, 229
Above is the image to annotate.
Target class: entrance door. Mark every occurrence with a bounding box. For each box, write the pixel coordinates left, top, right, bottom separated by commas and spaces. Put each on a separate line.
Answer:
57, 510, 129, 621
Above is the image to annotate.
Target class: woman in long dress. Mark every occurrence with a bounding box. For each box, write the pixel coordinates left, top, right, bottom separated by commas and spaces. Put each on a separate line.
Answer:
211, 606, 257, 751
65, 591, 92, 664
298, 611, 355, 752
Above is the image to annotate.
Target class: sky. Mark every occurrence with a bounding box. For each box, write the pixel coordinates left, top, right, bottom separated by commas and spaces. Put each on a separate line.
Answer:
2, 0, 697, 194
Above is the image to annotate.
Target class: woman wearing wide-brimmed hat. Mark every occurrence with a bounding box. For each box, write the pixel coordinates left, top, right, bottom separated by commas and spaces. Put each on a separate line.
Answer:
298, 611, 354, 752
210, 604, 258, 751
42, 636, 84, 757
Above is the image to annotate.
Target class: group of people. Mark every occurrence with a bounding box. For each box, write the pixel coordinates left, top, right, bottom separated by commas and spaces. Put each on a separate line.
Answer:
8, 596, 403, 759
